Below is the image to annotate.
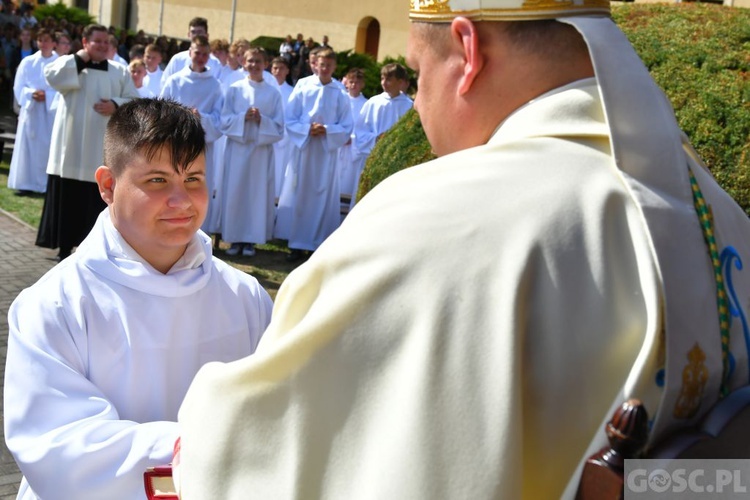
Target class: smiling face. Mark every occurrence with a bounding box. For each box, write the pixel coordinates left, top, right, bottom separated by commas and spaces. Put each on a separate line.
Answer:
83, 29, 110, 62
244, 50, 265, 82
95, 147, 208, 273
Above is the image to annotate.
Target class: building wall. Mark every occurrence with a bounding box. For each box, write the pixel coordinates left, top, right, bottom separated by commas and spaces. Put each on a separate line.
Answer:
95, 0, 411, 61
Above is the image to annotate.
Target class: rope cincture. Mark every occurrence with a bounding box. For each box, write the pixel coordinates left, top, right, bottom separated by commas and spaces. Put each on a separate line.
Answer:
688, 166, 731, 398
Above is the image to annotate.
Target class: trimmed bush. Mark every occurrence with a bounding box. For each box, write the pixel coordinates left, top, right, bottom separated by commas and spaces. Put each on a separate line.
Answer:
34, 2, 95, 26
360, 4, 750, 215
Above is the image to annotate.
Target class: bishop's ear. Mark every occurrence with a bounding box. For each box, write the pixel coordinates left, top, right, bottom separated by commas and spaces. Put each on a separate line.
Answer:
95, 166, 115, 205
451, 16, 484, 96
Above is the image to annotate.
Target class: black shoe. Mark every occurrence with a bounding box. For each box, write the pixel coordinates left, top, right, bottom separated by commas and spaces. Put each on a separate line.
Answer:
286, 249, 304, 262
57, 248, 71, 261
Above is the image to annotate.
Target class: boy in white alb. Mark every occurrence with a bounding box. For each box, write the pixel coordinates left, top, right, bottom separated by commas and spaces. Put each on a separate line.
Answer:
271, 56, 293, 199
142, 43, 164, 97
277, 48, 353, 261
7, 29, 58, 194
353, 63, 413, 206
335, 67, 368, 208
221, 47, 285, 257
4, 98, 272, 500
129, 58, 155, 97
160, 35, 224, 237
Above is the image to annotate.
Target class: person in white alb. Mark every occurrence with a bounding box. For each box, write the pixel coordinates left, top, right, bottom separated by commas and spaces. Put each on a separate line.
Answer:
36, 23, 139, 260
5, 98, 272, 500
220, 47, 285, 257
276, 47, 353, 260
175, 0, 750, 498
161, 17, 222, 84
6, 28, 58, 194
351, 63, 412, 207
160, 35, 224, 237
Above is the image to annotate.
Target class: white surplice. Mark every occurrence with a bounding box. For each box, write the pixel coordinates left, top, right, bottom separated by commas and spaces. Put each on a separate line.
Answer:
220, 78, 284, 244
6, 210, 272, 500
335, 93, 368, 200
273, 80, 294, 199
7, 50, 58, 192
276, 76, 353, 250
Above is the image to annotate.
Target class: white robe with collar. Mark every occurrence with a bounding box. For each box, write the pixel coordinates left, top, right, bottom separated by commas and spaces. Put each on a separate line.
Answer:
5, 210, 272, 500
276, 76, 353, 250
7, 50, 58, 192
220, 78, 285, 244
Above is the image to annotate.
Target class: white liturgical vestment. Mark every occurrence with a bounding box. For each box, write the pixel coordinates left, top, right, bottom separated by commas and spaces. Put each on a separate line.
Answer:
7, 50, 58, 192
5, 210, 272, 499
176, 16, 750, 499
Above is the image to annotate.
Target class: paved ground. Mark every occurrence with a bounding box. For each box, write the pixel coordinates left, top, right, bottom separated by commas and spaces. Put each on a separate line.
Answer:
0, 107, 56, 498
0, 210, 57, 499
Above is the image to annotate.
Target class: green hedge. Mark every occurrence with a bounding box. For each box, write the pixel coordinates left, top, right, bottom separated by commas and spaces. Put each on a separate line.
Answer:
360, 3, 750, 215
34, 2, 95, 26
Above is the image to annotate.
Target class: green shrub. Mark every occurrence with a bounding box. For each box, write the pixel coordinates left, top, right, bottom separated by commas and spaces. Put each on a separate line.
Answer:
360, 4, 750, 215
34, 2, 95, 26
356, 108, 435, 200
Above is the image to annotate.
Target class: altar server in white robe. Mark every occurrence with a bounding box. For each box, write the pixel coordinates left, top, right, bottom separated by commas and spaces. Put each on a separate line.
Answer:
277, 47, 352, 261
142, 43, 164, 97
36, 23, 139, 260
270, 56, 294, 199
352, 63, 412, 207
5, 99, 272, 500
7, 28, 58, 193
335, 67, 368, 208
220, 47, 285, 257
161, 35, 224, 236
161, 17, 222, 85
175, 2, 750, 499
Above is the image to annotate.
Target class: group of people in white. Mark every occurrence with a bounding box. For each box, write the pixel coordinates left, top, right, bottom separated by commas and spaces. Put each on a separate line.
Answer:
7, 17, 414, 262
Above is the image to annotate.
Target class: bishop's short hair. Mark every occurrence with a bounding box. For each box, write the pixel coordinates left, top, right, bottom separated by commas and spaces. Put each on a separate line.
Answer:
104, 99, 206, 176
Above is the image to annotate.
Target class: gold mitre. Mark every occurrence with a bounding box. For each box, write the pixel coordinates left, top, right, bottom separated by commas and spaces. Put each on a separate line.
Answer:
409, 0, 610, 22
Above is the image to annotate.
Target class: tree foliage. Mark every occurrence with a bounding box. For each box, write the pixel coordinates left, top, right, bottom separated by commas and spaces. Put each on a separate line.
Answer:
34, 2, 95, 26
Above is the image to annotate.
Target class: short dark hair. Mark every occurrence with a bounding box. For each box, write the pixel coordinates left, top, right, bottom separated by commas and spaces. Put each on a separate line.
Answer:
145, 43, 162, 55
271, 56, 290, 70
190, 34, 209, 49
82, 24, 107, 40
345, 67, 365, 81
35, 28, 53, 42
104, 99, 206, 176
188, 17, 208, 32
381, 63, 408, 81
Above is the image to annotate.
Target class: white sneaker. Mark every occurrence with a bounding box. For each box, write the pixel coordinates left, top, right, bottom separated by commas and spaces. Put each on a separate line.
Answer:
242, 245, 256, 257
225, 244, 242, 256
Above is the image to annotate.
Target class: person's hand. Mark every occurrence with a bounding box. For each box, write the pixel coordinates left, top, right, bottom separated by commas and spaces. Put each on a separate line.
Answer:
310, 123, 326, 136
76, 48, 90, 63
31, 89, 45, 102
245, 107, 260, 123
93, 99, 116, 116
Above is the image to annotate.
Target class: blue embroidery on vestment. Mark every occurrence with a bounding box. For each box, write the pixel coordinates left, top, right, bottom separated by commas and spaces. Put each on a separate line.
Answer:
721, 246, 749, 383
